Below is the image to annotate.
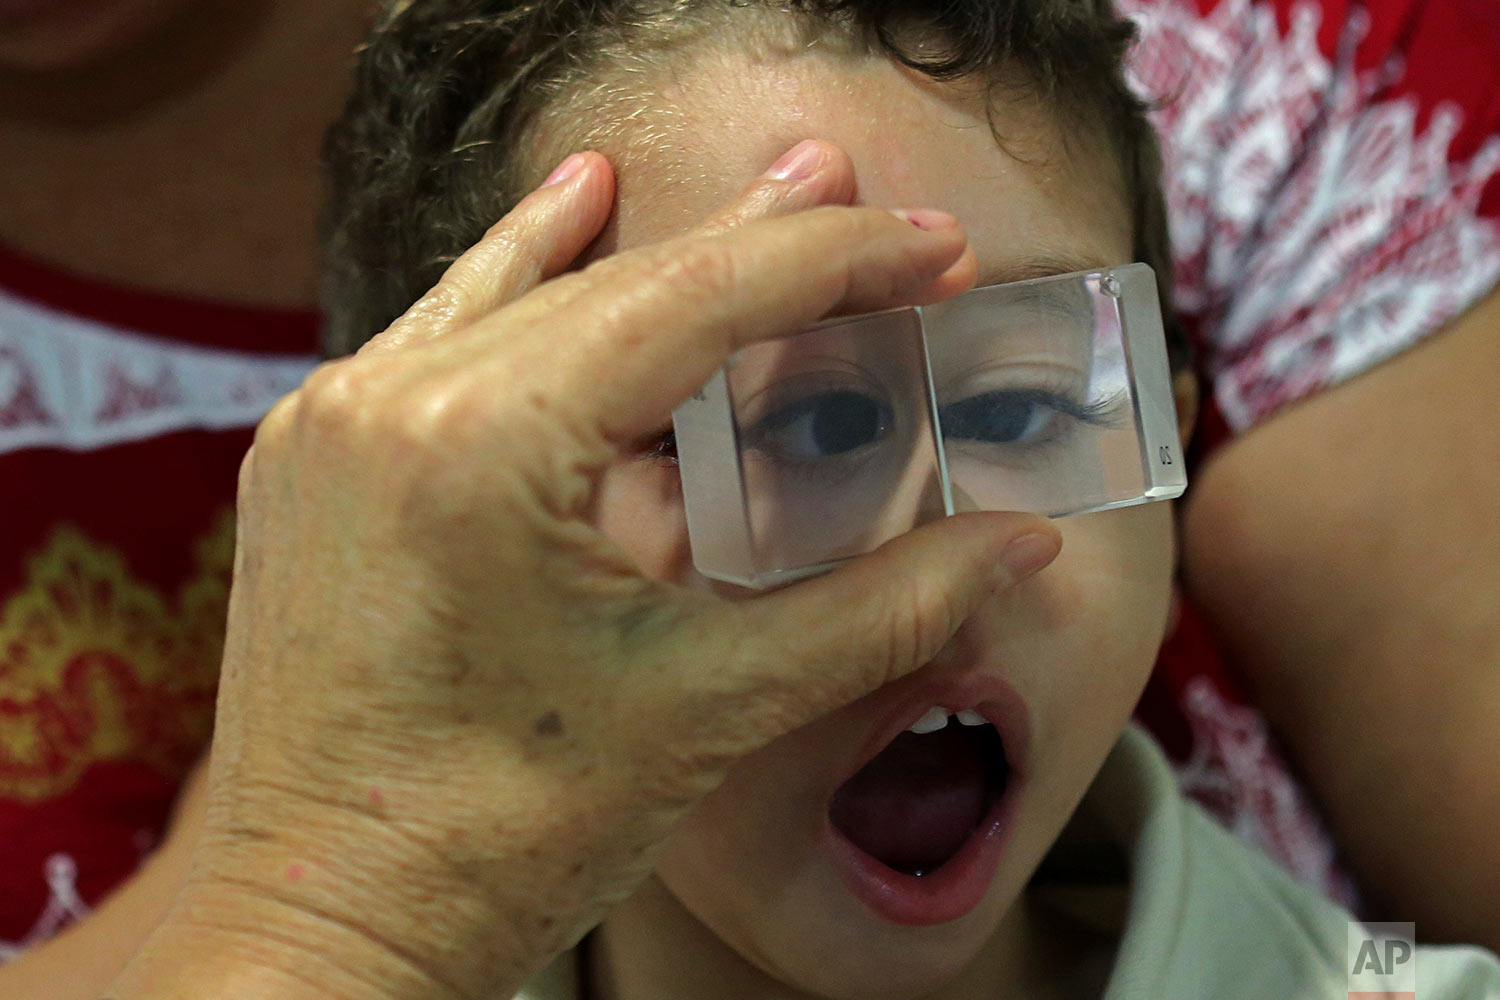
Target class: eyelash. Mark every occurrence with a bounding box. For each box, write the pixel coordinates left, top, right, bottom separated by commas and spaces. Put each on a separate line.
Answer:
964, 386, 1124, 429
641, 429, 679, 464
637, 382, 1124, 469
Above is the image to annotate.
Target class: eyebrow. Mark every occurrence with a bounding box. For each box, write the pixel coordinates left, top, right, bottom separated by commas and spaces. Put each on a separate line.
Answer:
974, 251, 1116, 289
964, 251, 1110, 329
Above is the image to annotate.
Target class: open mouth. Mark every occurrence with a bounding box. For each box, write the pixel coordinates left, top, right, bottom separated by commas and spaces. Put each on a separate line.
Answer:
828, 713, 1010, 876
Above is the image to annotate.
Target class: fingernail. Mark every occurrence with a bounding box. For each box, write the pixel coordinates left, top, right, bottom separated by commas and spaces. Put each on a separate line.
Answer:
995, 532, 1060, 587
890, 208, 959, 231
765, 139, 824, 182
542, 153, 587, 188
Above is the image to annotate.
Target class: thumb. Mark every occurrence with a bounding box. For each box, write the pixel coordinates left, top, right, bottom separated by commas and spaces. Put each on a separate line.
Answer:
734, 512, 1059, 722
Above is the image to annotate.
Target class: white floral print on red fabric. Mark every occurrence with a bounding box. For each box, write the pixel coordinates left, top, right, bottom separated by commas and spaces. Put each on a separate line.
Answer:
0, 288, 316, 456
1174, 675, 1363, 912
0, 854, 92, 962
1120, 0, 1500, 430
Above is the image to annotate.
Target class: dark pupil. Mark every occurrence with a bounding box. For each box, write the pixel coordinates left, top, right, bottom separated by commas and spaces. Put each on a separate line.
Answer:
811, 392, 884, 454
944, 393, 1033, 442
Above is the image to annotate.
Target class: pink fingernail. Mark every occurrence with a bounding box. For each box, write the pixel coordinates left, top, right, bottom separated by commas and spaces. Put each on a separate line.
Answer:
990, 532, 1060, 590
890, 208, 959, 231
542, 153, 587, 188
765, 140, 824, 182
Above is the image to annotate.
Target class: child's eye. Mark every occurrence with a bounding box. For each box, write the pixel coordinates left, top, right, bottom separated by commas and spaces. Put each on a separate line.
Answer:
748, 390, 895, 461
639, 428, 678, 463
939, 391, 1063, 445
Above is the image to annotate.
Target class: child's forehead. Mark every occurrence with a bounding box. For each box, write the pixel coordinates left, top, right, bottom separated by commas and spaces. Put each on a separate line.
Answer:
595, 46, 1132, 265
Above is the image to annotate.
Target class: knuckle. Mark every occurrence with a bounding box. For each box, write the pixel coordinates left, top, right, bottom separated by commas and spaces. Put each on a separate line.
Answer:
385, 375, 567, 515
841, 220, 924, 307
581, 237, 740, 306
811, 202, 875, 240
880, 572, 960, 681
453, 229, 527, 294
481, 211, 519, 242
380, 377, 481, 462
696, 206, 749, 237
564, 237, 741, 354
252, 388, 300, 451
296, 361, 364, 431
397, 283, 466, 335
701, 183, 790, 235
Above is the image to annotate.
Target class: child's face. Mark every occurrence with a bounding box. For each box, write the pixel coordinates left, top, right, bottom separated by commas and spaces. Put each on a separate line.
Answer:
581, 44, 1176, 998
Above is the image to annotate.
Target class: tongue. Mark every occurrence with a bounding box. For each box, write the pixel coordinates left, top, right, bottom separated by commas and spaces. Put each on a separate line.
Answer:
829, 723, 998, 875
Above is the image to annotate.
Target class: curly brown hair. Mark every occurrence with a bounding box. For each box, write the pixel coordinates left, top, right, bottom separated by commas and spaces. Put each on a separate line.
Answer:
320, 0, 1184, 369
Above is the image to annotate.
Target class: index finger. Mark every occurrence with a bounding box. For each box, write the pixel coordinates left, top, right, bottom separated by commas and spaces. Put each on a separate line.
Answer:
358, 152, 618, 356
365, 141, 852, 359
489, 203, 977, 448
692, 139, 857, 238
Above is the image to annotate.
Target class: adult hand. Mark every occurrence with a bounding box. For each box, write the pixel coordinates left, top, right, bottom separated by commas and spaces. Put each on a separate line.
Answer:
110, 144, 1061, 1000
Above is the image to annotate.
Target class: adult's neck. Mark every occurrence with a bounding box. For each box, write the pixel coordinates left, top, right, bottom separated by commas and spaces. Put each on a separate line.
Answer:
0, 0, 374, 310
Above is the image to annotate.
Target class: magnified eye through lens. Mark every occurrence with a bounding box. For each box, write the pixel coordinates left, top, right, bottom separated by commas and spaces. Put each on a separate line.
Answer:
941, 390, 1062, 444
939, 388, 1127, 458
747, 390, 895, 462
671, 263, 1189, 588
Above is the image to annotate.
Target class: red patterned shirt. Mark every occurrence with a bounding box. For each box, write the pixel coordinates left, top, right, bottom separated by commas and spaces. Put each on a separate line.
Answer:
0, 244, 317, 953
1124, 0, 1500, 912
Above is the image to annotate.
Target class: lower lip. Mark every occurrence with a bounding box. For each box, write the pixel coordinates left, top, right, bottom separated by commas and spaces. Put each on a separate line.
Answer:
821, 780, 1021, 926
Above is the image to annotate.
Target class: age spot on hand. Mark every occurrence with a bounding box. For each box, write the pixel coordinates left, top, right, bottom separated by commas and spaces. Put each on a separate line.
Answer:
534, 710, 565, 737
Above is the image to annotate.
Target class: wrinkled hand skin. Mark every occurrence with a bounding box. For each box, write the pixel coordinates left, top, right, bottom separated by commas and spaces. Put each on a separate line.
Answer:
107, 147, 1059, 1000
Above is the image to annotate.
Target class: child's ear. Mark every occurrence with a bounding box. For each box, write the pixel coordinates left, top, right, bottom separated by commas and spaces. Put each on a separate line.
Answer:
1172, 368, 1199, 450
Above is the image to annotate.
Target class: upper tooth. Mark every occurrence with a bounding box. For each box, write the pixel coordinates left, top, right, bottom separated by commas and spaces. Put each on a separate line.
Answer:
906, 706, 949, 734
955, 709, 986, 727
